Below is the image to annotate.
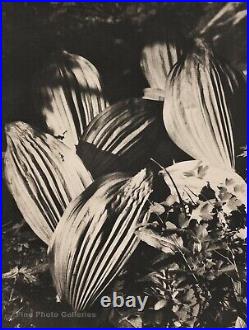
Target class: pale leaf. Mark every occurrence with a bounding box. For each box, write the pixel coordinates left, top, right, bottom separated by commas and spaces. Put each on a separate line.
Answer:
234, 316, 246, 328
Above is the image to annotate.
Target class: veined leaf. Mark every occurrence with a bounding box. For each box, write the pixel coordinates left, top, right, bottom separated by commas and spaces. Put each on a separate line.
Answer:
140, 23, 184, 92
164, 38, 246, 170
78, 98, 162, 178
33, 50, 108, 148
48, 169, 153, 311
4, 121, 93, 244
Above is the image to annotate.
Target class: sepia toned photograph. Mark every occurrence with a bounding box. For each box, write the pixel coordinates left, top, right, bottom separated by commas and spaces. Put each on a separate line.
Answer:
2, 2, 247, 328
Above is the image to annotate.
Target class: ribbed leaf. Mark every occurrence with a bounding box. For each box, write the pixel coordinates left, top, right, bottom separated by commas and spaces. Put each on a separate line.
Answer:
78, 98, 163, 177
34, 50, 109, 148
164, 39, 246, 170
140, 19, 185, 100
48, 169, 153, 311
199, 3, 246, 36
4, 121, 93, 244
141, 41, 181, 91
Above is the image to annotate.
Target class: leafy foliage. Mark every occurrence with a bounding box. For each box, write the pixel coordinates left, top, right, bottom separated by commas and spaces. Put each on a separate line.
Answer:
109, 168, 246, 327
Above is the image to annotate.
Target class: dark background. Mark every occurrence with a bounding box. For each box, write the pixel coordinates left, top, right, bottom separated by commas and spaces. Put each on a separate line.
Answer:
3, 2, 246, 125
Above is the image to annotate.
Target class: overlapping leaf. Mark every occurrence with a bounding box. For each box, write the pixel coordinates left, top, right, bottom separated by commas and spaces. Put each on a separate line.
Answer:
48, 169, 153, 311
163, 38, 246, 170
140, 24, 184, 100
78, 98, 162, 177
4, 121, 93, 244
34, 50, 109, 148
